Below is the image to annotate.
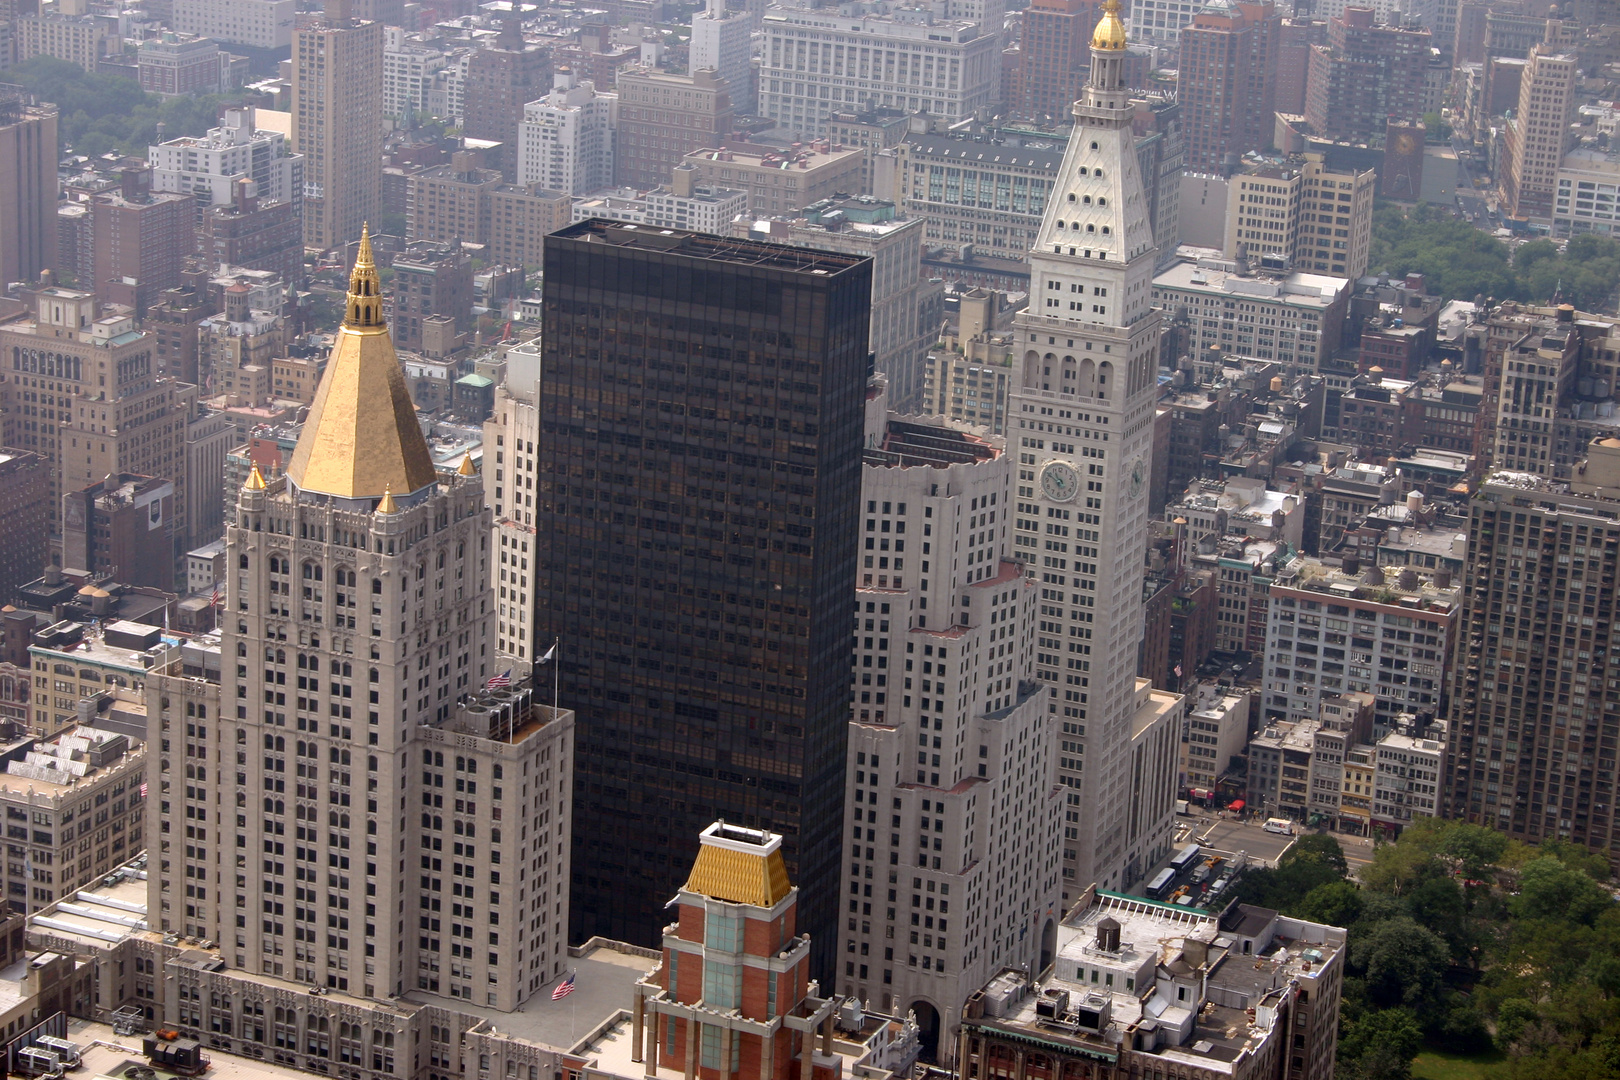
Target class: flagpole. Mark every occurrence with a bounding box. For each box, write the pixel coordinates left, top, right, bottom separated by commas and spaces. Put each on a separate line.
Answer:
552, 637, 560, 717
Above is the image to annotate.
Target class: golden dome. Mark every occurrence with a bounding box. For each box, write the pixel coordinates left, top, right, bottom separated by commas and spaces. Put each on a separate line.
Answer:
244, 464, 266, 491
457, 452, 477, 477
1092, 0, 1127, 50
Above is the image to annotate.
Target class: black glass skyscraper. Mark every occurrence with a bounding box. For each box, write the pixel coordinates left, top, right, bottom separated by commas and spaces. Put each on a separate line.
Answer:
537, 220, 872, 976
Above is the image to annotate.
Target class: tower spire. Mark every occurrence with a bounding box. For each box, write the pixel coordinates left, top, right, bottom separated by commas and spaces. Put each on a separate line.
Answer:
346, 223, 384, 329
285, 221, 437, 503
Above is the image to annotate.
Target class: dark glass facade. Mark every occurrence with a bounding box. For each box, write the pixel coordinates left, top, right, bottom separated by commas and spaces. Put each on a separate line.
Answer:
538, 220, 872, 977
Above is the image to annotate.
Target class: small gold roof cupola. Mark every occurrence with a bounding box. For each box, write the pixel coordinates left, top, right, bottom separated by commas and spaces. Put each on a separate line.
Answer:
457, 452, 477, 477
284, 223, 438, 504
1092, 0, 1127, 50
376, 487, 399, 515
244, 464, 266, 491
683, 820, 793, 907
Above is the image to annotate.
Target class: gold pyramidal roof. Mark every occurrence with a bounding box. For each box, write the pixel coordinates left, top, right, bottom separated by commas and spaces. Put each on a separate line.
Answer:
1093, 0, 1126, 50
285, 224, 438, 502
684, 821, 793, 908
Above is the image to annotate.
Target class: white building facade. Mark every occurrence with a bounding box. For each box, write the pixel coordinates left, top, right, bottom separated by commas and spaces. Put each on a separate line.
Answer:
173, 0, 294, 50
149, 106, 303, 220
1008, 4, 1182, 899
759, 3, 999, 137
384, 27, 449, 120
839, 400, 1062, 1060
517, 72, 618, 196
690, 0, 756, 111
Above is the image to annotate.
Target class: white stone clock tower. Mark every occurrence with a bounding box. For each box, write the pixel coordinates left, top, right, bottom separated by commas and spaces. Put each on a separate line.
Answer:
1008, 0, 1182, 900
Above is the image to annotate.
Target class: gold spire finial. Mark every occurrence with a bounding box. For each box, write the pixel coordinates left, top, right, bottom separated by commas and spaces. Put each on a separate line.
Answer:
1092, 0, 1127, 50
457, 452, 477, 476
377, 486, 398, 515
245, 464, 266, 491
346, 223, 384, 329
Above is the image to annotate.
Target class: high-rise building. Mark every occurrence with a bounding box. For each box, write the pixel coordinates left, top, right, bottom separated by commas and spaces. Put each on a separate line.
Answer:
149, 227, 576, 1007
89, 163, 194, 311
0, 288, 195, 548
1303, 8, 1430, 145
1177, 0, 1280, 175
1131, 96, 1183, 269
0, 84, 56, 293
1264, 554, 1459, 734
517, 71, 618, 196
836, 403, 1062, 1058
150, 106, 303, 232
199, 176, 305, 286
407, 151, 501, 244
690, 0, 754, 112
1444, 439, 1620, 865
0, 449, 49, 604
462, 5, 552, 176
16, 10, 112, 71
613, 67, 733, 190
1125, 0, 1203, 46
1502, 40, 1577, 222
1223, 153, 1377, 280
60, 473, 177, 588
891, 133, 1063, 268
1016, 0, 1099, 122
535, 220, 872, 974
292, 0, 382, 251
759, 6, 998, 138
382, 25, 446, 120
1274, 17, 1325, 116
732, 195, 938, 414
484, 342, 541, 671
1008, 0, 1183, 896
390, 240, 472, 353
487, 182, 573, 269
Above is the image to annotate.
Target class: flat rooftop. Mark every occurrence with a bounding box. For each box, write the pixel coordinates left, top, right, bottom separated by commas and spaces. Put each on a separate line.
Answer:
404, 944, 656, 1049
554, 219, 869, 276
63, 1018, 326, 1080
1153, 261, 1347, 307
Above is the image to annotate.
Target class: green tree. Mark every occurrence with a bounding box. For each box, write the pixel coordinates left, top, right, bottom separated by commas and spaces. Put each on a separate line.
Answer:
1339, 1009, 1424, 1080
1287, 833, 1350, 875
1513, 857, 1614, 926
1297, 881, 1365, 928
1352, 916, 1451, 1009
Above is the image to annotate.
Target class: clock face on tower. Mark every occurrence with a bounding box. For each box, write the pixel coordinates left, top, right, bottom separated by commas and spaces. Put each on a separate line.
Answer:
1041, 460, 1080, 502
1128, 457, 1145, 499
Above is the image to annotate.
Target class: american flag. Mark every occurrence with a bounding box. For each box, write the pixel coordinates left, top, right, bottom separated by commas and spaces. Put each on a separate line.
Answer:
210, 582, 220, 608
487, 670, 512, 689
139, 782, 148, 798
551, 972, 576, 1001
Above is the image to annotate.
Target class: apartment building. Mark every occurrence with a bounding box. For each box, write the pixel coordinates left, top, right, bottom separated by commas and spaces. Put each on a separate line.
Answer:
1264, 556, 1458, 734
517, 71, 617, 196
